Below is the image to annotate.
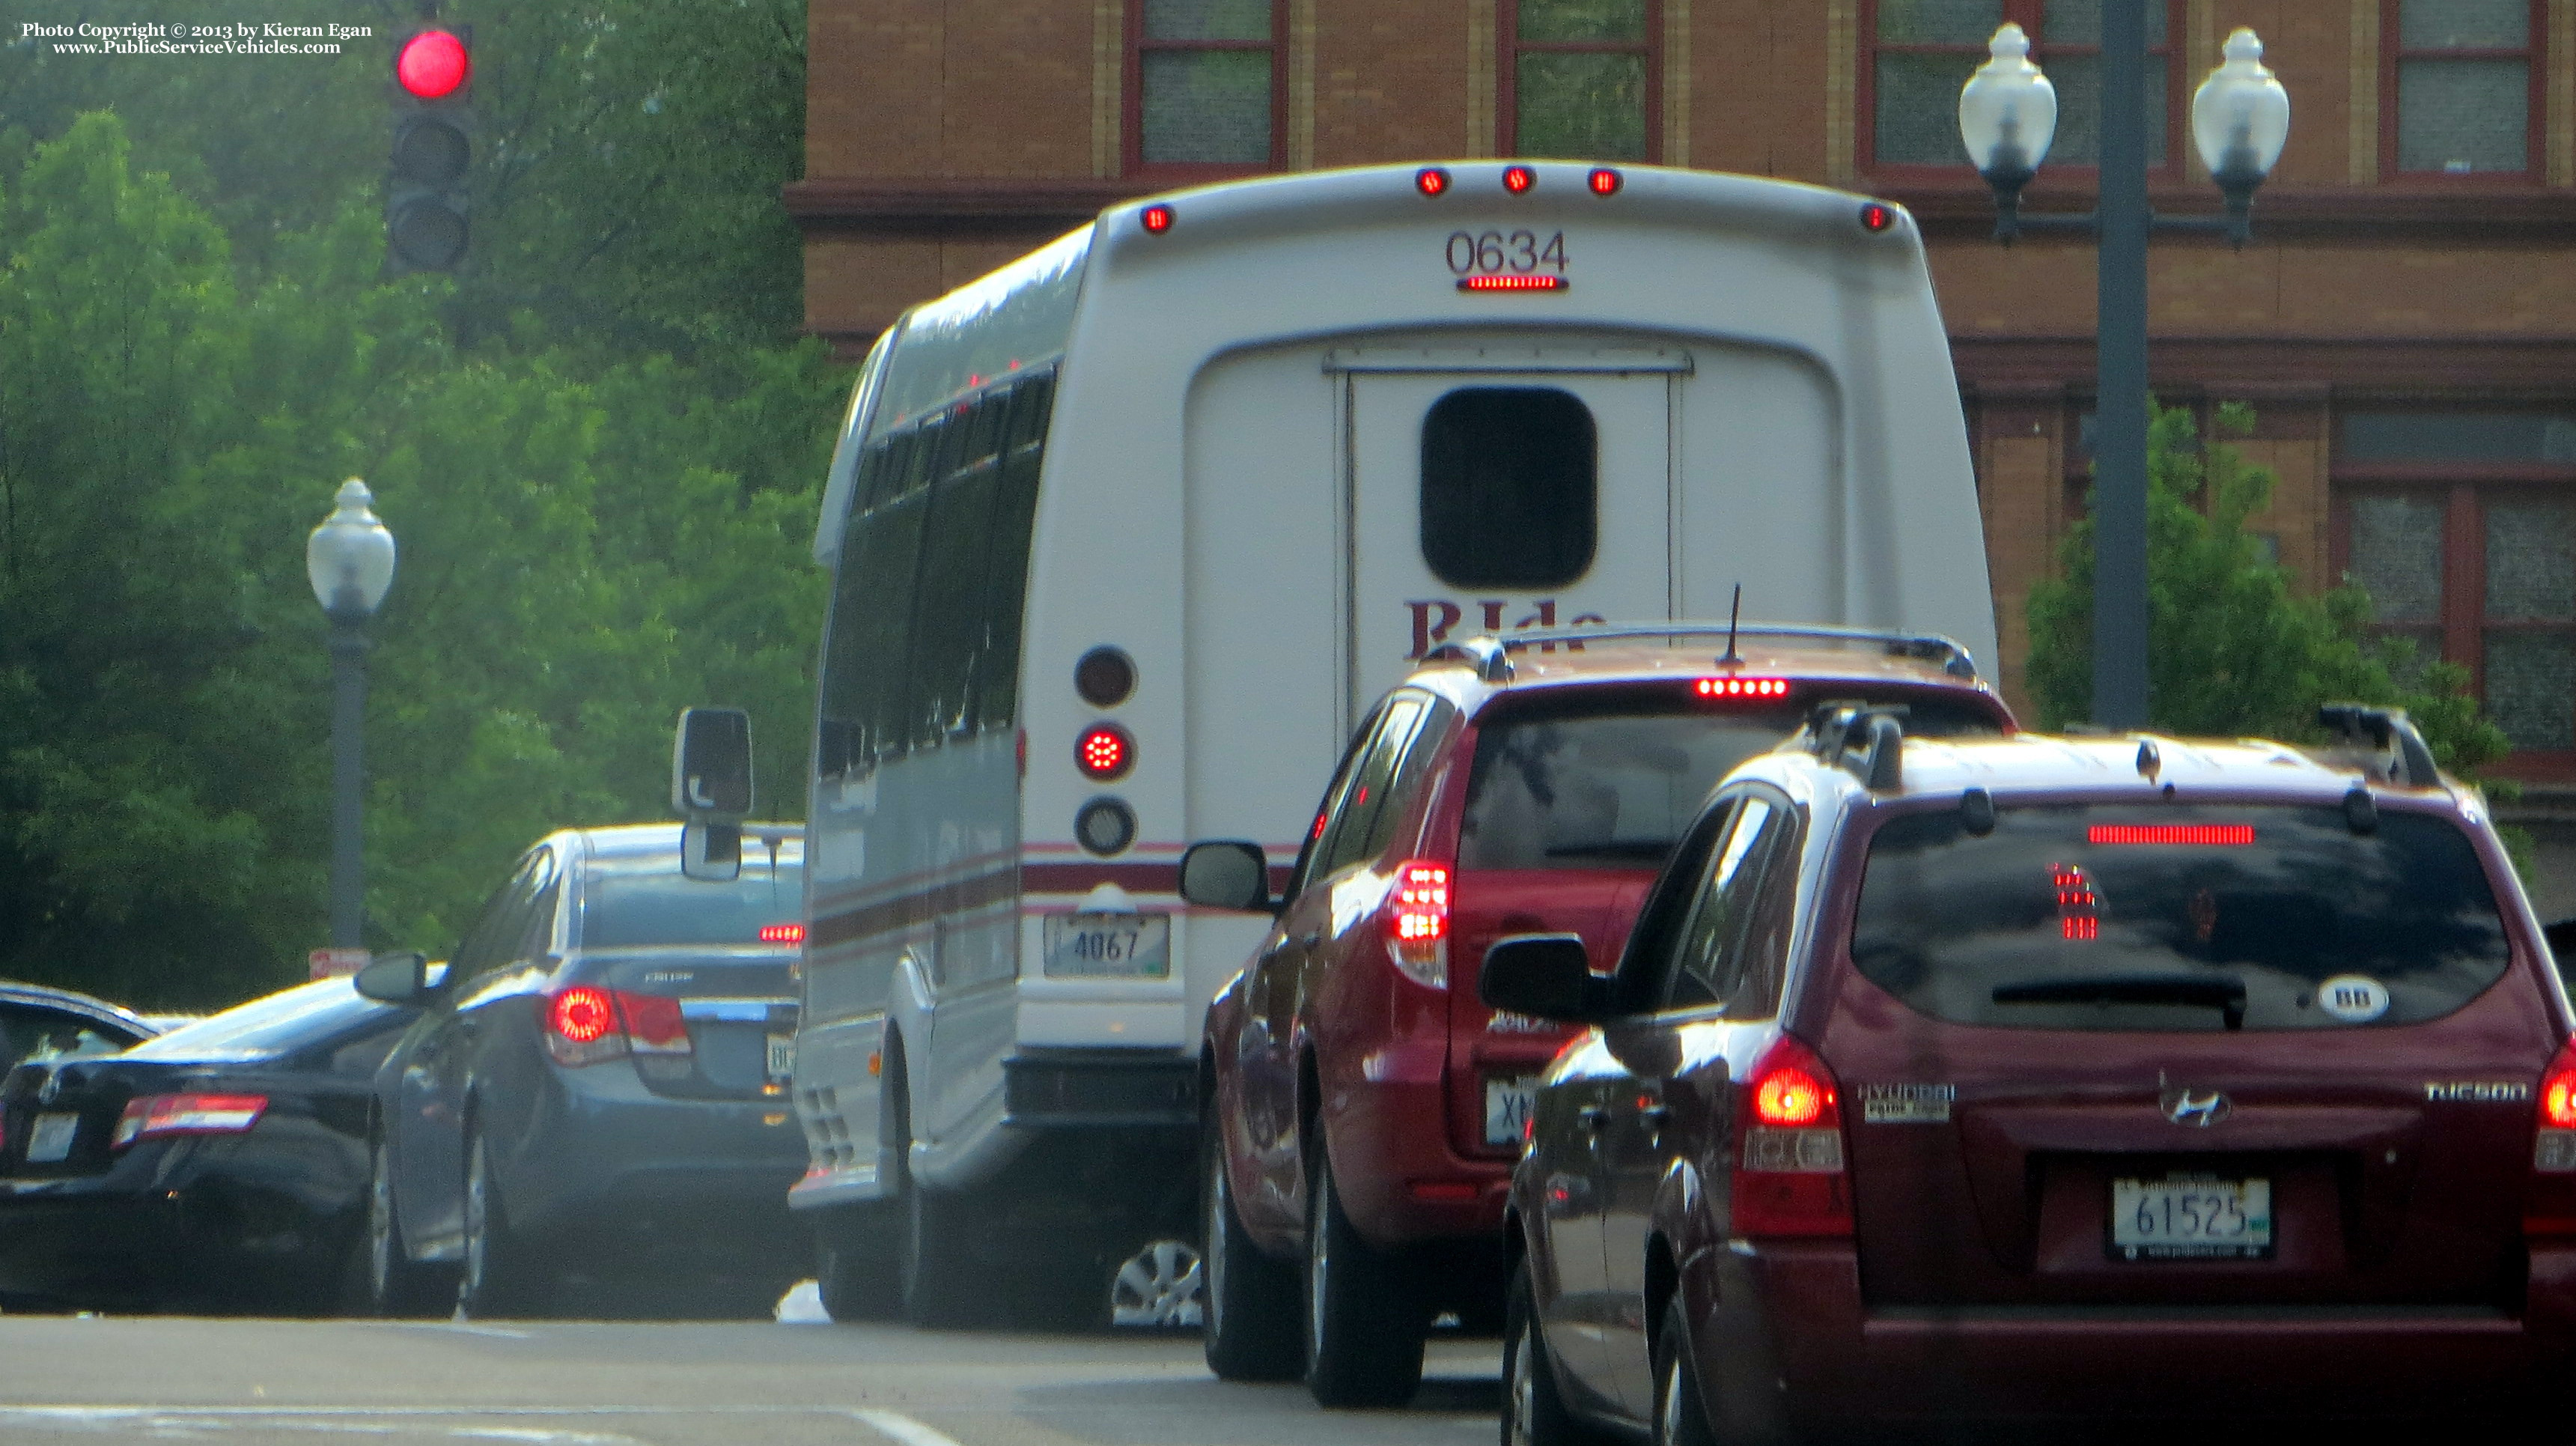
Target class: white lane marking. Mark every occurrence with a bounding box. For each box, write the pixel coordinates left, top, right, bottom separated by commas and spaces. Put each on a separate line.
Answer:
849, 1409, 969, 1446
398, 1322, 534, 1340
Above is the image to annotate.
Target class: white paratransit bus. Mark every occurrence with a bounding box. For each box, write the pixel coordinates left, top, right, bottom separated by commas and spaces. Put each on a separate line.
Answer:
781, 160, 1998, 1325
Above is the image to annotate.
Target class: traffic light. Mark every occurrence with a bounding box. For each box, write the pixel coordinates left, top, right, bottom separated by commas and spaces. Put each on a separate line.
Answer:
386, 27, 472, 274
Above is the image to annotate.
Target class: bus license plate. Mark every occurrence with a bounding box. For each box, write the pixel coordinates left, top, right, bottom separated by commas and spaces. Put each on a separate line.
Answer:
26, 1113, 78, 1164
767, 1033, 796, 1080
1485, 1077, 1538, 1147
1042, 914, 1170, 979
2112, 1176, 2272, 1260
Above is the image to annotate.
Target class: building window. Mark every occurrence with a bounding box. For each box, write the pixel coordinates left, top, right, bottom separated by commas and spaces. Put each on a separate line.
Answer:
1503, 0, 1657, 161
1130, 0, 1280, 170
1866, 0, 2178, 170
2387, 0, 2539, 175
2333, 409, 2576, 761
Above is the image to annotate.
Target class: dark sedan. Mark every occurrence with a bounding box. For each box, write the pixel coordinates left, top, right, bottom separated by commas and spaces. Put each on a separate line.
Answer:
0, 973, 421, 1313
359, 823, 807, 1318
0, 981, 159, 1070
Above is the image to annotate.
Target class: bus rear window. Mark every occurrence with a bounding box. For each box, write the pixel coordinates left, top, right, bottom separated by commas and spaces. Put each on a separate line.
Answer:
1851, 805, 2512, 1031
1420, 387, 1596, 589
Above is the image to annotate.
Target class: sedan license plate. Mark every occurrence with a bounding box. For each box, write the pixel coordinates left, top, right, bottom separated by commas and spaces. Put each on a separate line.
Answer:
1041, 913, 1169, 979
2112, 1176, 2272, 1260
25, 1112, 79, 1164
1485, 1077, 1538, 1148
766, 1032, 796, 1080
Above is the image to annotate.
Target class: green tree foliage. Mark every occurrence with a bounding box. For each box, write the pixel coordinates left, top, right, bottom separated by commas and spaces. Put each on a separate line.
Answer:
2027, 401, 2512, 780
0, 116, 838, 1008
0, 0, 807, 357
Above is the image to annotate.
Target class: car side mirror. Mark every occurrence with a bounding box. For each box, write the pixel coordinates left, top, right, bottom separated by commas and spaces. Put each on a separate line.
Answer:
1479, 934, 1607, 1023
352, 951, 439, 1006
1181, 842, 1274, 913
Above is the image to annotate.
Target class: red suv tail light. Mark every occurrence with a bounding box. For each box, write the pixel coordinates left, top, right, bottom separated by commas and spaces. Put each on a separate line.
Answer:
542, 987, 697, 1068
1383, 860, 1451, 988
112, 1093, 268, 1151
1731, 1035, 1853, 1239
2528, 1036, 2576, 1239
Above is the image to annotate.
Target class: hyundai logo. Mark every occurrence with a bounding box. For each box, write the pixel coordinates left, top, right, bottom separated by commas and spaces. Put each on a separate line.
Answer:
2161, 1086, 2231, 1128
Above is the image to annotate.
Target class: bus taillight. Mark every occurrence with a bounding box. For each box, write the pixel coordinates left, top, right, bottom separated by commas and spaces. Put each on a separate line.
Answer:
1416, 167, 1451, 197
1502, 165, 1535, 194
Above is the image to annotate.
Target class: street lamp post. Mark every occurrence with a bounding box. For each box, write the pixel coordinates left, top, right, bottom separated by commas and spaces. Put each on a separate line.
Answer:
1961, 10, 2289, 729
307, 479, 398, 951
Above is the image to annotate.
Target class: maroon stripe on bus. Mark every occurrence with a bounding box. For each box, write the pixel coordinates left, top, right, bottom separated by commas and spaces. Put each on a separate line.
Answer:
810, 866, 1021, 950
808, 860, 1297, 950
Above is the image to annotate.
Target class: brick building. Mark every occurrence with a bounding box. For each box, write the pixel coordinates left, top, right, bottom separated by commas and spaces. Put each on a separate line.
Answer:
788, 0, 2576, 908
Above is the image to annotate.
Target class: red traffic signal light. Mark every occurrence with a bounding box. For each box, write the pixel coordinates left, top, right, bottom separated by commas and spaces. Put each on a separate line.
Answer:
396, 29, 469, 100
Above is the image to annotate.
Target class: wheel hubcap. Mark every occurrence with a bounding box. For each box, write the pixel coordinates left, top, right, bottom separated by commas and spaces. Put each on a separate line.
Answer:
1508, 1320, 1537, 1446
1111, 1239, 1205, 1328
463, 1149, 488, 1298
1306, 1170, 1329, 1362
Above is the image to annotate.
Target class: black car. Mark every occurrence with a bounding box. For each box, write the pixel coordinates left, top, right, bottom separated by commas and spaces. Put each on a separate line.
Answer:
0, 973, 422, 1313
0, 981, 159, 1070
359, 823, 807, 1318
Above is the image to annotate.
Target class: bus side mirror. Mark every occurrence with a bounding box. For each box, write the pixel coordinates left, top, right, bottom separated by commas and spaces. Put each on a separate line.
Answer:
1479, 934, 1604, 1024
1181, 842, 1273, 913
674, 707, 752, 883
681, 821, 743, 883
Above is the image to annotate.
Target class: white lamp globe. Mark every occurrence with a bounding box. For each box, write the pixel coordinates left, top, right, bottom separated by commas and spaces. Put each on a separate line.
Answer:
2192, 28, 2290, 180
307, 478, 398, 618
1958, 23, 2057, 174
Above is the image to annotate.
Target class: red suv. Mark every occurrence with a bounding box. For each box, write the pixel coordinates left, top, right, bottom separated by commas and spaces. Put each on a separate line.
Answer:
1491, 708, 2576, 1442
1178, 625, 2014, 1405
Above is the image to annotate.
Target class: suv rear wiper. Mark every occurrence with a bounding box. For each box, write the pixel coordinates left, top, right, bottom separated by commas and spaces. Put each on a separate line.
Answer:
1991, 973, 2248, 1030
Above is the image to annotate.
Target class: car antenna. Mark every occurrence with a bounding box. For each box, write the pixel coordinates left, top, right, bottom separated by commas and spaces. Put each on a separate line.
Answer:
1718, 584, 1743, 666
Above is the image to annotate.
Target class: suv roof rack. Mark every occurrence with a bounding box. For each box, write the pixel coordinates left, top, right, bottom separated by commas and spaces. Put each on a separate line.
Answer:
1424, 622, 1981, 685
2316, 704, 2444, 790
1806, 702, 1909, 792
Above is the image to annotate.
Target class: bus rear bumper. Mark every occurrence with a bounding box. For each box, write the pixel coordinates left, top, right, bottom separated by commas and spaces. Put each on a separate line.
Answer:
1002, 1051, 1199, 1128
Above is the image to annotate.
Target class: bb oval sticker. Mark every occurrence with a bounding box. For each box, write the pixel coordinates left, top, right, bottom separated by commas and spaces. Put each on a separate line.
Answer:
2317, 974, 2390, 1023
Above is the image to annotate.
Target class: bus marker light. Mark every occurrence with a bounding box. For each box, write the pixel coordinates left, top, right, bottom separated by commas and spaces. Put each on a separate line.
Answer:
1458, 274, 1565, 292
1140, 204, 1174, 234
1860, 202, 1896, 232
1077, 723, 1134, 780
1589, 168, 1622, 195
1502, 165, 1535, 193
1416, 167, 1451, 196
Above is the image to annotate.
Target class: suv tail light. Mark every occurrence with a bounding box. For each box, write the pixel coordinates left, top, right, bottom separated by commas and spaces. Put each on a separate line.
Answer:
1731, 1035, 1852, 1238
1383, 860, 1451, 988
2528, 1035, 2576, 1239
112, 1093, 268, 1151
542, 986, 697, 1068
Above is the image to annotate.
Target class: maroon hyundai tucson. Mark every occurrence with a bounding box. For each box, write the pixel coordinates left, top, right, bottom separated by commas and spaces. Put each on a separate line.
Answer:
1492, 708, 2576, 1442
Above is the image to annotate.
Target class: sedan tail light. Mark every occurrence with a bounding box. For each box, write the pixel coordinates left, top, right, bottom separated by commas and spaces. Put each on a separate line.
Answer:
2527, 1035, 2576, 1239
541, 987, 697, 1068
1382, 860, 1451, 988
112, 1093, 268, 1151
1730, 1035, 1852, 1239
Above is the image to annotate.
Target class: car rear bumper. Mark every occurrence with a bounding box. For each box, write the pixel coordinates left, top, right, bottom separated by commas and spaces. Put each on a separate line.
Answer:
1716, 1241, 2576, 1426
1324, 1075, 1515, 1246
501, 1072, 809, 1248
0, 1146, 350, 1308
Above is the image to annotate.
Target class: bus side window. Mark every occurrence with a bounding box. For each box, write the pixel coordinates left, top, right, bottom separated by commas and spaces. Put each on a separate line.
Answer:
972, 368, 1056, 732
904, 388, 1011, 747
823, 463, 931, 762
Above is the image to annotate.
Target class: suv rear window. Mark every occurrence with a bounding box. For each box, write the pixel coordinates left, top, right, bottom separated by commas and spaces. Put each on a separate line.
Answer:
1460, 690, 2001, 870
1852, 804, 2512, 1031
583, 859, 806, 949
